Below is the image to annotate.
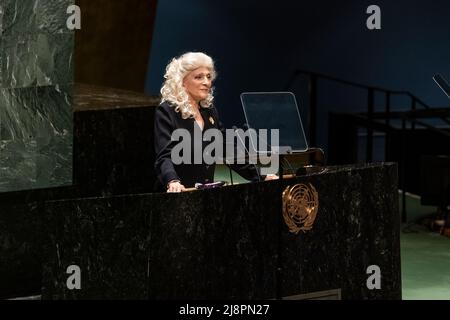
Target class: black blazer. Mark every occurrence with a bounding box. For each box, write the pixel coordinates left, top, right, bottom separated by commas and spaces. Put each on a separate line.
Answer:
154, 101, 261, 190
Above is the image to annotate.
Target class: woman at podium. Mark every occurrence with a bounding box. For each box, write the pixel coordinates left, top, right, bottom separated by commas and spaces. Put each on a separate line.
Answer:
154, 52, 276, 192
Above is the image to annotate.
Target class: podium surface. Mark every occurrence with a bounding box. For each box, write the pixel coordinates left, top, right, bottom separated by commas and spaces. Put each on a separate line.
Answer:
40, 162, 401, 300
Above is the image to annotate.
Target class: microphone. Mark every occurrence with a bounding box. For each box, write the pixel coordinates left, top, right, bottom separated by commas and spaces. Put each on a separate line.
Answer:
224, 157, 234, 185
433, 74, 450, 100
282, 157, 296, 175
231, 125, 263, 182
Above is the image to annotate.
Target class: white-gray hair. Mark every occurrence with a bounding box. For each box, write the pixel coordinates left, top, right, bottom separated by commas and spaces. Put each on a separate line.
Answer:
160, 52, 216, 119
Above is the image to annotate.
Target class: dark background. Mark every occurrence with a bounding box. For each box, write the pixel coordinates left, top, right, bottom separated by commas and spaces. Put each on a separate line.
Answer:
70, 0, 450, 197
145, 0, 450, 154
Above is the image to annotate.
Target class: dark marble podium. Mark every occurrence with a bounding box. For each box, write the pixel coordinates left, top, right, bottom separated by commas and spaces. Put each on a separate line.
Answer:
41, 163, 401, 300
0, 84, 160, 298
0, 85, 401, 300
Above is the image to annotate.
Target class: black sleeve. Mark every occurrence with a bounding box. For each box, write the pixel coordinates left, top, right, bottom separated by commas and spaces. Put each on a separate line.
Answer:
154, 104, 180, 187
210, 106, 264, 182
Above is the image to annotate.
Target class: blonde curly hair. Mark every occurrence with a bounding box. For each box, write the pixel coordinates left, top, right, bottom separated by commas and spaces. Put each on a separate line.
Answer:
160, 52, 216, 119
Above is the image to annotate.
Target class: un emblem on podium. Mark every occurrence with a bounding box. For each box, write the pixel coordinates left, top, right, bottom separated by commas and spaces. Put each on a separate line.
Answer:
282, 183, 319, 234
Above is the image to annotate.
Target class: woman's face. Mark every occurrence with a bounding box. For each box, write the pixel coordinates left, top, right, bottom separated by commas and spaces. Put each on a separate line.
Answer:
183, 66, 212, 104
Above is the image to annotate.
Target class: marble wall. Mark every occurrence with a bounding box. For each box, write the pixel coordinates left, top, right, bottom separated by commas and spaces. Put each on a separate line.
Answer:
0, 0, 73, 192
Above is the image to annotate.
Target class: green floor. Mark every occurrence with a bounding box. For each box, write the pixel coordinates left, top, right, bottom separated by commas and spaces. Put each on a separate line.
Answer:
399, 192, 450, 300
215, 165, 450, 300
401, 227, 450, 299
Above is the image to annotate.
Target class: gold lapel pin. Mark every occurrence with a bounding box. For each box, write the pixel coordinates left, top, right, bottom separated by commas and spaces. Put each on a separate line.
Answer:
209, 116, 215, 125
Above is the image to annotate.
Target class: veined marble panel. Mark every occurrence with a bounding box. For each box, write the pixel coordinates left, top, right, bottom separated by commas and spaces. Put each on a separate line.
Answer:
0, 0, 73, 37
0, 32, 73, 88
0, 34, 38, 88
0, 85, 72, 191
35, 33, 74, 86
36, 0, 74, 34
0, 0, 74, 192
0, 0, 37, 37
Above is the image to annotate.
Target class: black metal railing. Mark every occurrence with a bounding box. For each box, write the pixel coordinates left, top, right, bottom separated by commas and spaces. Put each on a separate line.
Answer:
285, 69, 450, 222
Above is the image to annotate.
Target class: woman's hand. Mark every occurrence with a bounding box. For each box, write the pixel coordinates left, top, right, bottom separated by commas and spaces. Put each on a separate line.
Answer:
264, 174, 279, 181
167, 181, 186, 193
